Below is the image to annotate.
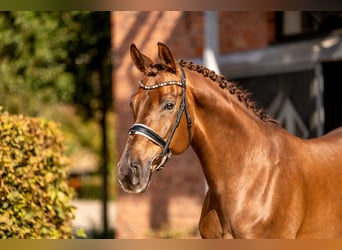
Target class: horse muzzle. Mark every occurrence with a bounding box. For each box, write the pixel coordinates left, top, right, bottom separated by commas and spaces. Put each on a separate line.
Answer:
117, 159, 153, 194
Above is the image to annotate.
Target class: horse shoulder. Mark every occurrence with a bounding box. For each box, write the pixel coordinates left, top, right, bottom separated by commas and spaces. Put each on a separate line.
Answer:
232, 128, 309, 238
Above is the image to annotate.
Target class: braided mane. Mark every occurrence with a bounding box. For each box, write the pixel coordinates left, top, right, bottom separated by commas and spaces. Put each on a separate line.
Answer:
179, 59, 278, 124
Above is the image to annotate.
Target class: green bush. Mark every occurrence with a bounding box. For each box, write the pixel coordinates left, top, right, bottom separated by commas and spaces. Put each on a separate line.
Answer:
0, 110, 75, 238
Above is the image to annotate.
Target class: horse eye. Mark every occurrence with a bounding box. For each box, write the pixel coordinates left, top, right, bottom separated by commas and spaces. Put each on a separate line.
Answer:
164, 102, 175, 110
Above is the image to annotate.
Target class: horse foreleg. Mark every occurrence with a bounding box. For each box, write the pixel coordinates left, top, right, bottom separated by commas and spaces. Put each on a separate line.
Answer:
199, 191, 233, 238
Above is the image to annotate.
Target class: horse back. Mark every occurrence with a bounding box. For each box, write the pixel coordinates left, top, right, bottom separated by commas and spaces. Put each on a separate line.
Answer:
307, 126, 342, 170
303, 126, 342, 193
296, 126, 342, 238
325, 126, 342, 135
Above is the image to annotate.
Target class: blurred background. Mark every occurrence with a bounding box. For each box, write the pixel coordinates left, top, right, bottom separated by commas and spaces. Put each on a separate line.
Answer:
1, 11, 342, 238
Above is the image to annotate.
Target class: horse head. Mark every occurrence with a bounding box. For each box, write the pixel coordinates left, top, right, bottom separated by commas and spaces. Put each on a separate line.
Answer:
118, 42, 193, 193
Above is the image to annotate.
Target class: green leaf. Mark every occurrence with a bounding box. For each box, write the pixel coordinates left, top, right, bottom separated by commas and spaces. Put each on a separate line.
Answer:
75, 228, 87, 238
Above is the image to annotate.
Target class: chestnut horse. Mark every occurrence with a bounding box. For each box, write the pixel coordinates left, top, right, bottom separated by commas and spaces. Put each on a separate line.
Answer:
117, 42, 342, 238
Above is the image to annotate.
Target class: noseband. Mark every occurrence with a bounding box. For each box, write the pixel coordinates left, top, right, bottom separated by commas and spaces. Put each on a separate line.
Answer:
128, 67, 192, 171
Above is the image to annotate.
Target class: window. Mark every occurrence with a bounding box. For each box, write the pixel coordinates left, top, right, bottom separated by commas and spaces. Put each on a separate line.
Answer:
275, 11, 342, 43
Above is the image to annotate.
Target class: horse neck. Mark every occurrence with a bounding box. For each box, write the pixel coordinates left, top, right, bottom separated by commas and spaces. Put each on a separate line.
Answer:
186, 70, 274, 189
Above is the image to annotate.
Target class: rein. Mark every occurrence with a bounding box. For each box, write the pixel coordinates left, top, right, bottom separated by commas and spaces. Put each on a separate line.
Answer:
128, 67, 192, 171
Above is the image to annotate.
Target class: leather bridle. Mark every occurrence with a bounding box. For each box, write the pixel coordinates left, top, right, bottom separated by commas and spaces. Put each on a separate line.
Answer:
128, 67, 192, 171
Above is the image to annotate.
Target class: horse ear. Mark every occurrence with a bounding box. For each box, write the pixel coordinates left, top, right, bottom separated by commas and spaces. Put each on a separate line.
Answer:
157, 42, 177, 73
130, 44, 153, 73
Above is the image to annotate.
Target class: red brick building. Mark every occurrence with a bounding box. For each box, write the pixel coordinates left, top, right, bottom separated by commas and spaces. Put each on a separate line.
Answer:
111, 11, 342, 238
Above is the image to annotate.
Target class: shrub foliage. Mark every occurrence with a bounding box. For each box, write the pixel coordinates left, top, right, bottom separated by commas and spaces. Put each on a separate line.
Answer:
0, 110, 75, 238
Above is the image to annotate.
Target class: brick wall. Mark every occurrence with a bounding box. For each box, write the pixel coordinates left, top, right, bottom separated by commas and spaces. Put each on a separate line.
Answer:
111, 11, 275, 238
219, 12, 275, 53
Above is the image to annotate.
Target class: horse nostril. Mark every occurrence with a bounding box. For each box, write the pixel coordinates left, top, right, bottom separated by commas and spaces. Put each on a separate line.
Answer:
130, 163, 141, 185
